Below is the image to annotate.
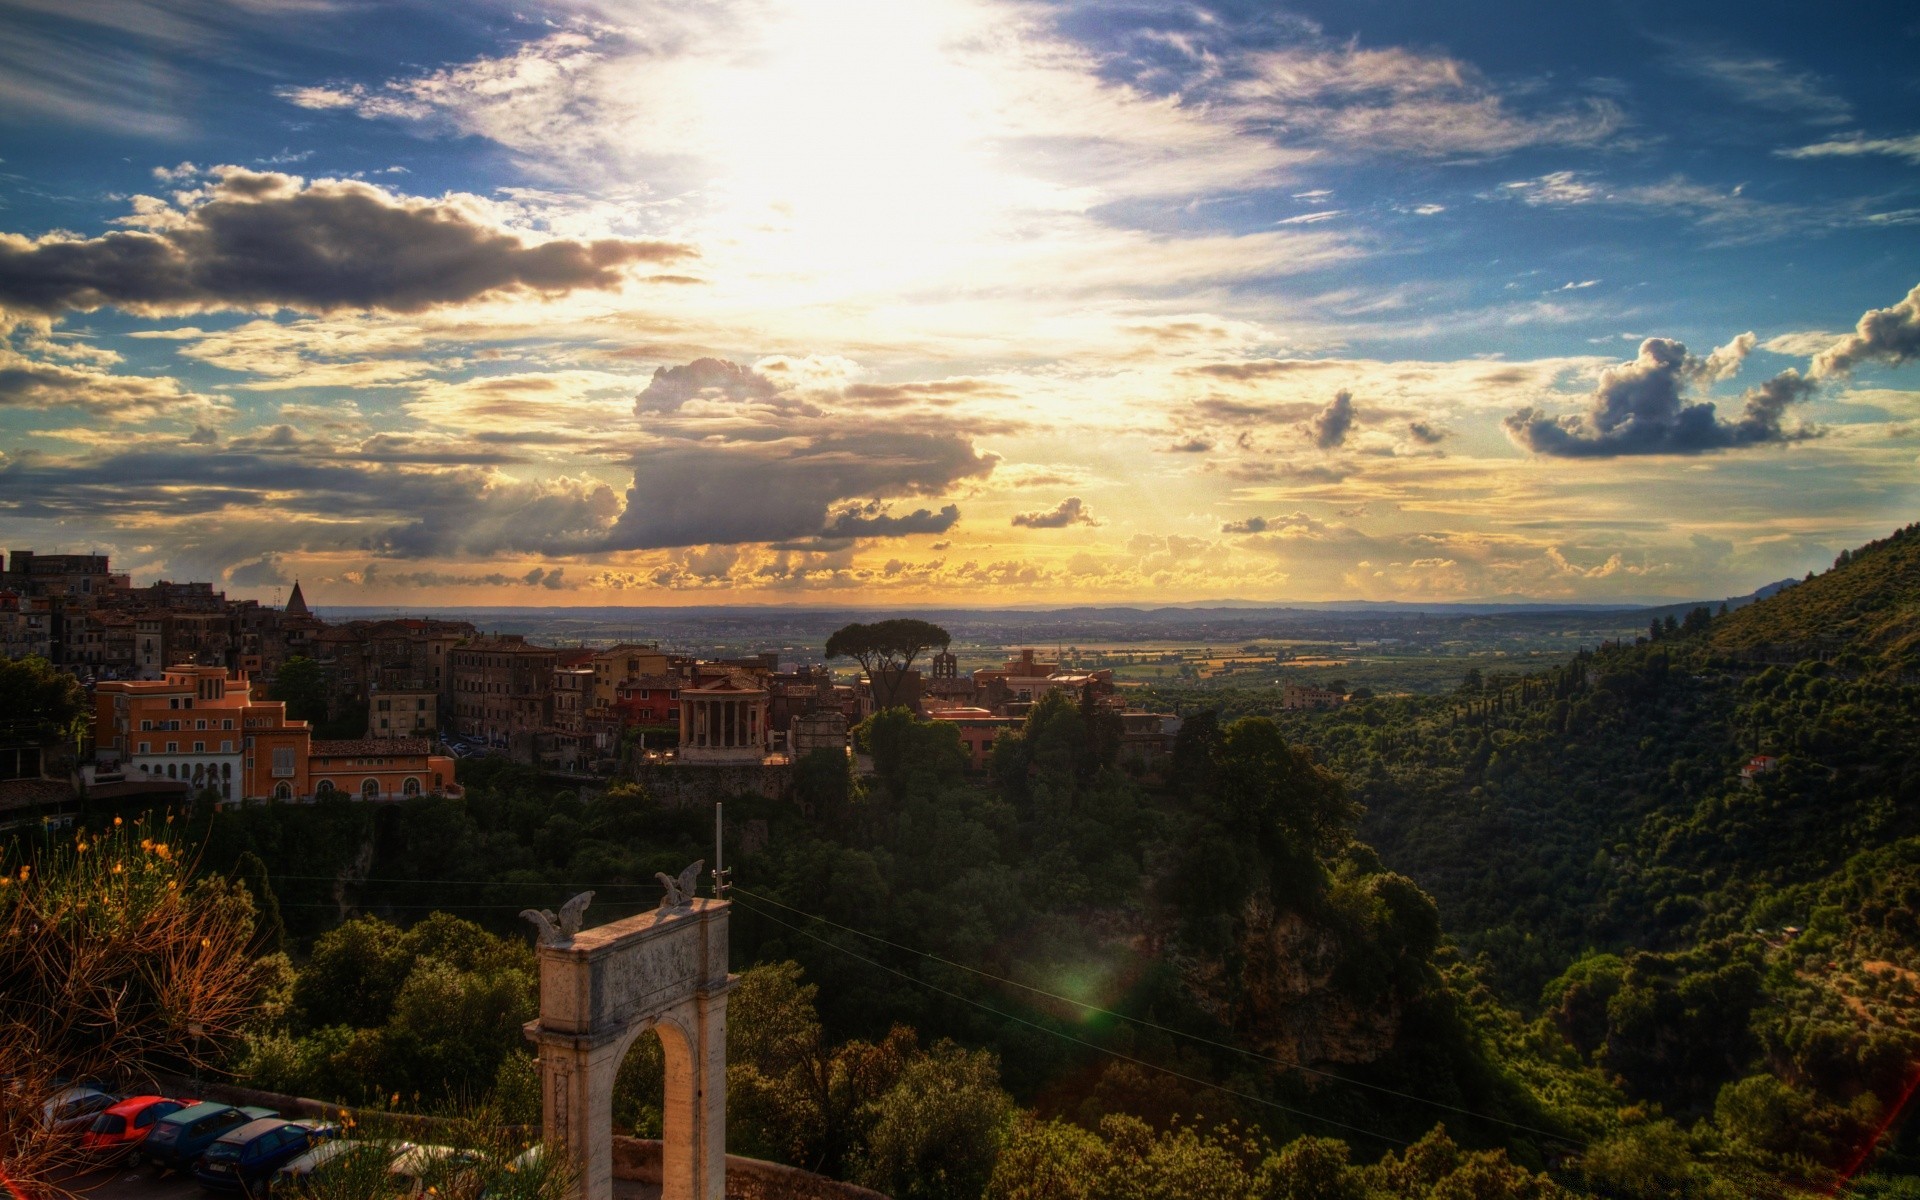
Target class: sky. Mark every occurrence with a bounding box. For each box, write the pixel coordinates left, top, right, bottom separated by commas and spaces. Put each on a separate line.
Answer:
1, 0, 1917, 607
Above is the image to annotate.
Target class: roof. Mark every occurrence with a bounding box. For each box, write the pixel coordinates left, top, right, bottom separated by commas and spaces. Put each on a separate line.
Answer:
311, 738, 431, 757
216, 1117, 290, 1144
284, 580, 309, 618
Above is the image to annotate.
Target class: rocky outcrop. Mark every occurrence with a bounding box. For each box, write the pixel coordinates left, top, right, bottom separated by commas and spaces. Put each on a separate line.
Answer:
1181, 899, 1403, 1069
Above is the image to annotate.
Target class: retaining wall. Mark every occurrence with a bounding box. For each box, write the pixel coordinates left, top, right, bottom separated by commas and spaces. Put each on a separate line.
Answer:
612, 1137, 890, 1200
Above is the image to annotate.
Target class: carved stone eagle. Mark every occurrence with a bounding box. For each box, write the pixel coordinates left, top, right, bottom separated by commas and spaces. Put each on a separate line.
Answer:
520, 890, 594, 947
656, 860, 704, 912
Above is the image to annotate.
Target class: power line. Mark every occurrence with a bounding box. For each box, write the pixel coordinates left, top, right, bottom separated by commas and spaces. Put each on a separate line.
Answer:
729, 895, 1413, 1149
731, 884, 1583, 1150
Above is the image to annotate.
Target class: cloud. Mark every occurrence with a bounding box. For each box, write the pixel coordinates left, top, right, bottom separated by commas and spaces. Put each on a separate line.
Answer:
1165, 437, 1214, 453
1309, 388, 1355, 449
1220, 515, 1269, 534
0, 167, 691, 318
1011, 496, 1099, 528
1810, 283, 1920, 379
1406, 421, 1447, 444
603, 432, 994, 549
637, 357, 779, 413
1671, 51, 1851, 124
0, 353, 225, 420
1229, 43, 1622, 158
0, 444, 624, 558
1504, 337, 1817, 456
820, 502, 960, 538
1701, 331, 1756, 382
1779, 132, 1920, 165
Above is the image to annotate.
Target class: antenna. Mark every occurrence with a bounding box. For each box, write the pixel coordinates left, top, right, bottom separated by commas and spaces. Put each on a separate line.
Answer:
712, 801, 731, 898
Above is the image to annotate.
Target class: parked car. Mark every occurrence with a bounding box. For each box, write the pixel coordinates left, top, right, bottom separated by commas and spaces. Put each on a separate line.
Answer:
193, 1117, 328, 1193
41, 1085, 119, 1135
145, 1102, 278, 1172
387, 1143, 484, 1197
268, 1138, 402, 1196
78, 1095, 194, 1159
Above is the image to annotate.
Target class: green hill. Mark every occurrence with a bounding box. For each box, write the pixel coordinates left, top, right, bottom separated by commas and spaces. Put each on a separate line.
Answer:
1713, 521, 1920, 660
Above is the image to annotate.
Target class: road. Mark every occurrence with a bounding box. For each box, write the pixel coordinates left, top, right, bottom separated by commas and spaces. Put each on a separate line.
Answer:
55, 1160, 200, 1199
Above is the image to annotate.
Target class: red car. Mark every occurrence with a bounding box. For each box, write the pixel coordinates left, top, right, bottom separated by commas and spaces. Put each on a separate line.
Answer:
78, 1095, 194, 1159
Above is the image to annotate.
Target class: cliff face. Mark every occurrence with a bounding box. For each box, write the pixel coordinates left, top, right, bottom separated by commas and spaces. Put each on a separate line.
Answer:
1179, 898, 1404, 1068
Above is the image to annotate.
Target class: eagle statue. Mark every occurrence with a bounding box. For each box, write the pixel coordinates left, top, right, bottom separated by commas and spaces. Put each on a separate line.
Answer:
520, 890, 594, 947
656, 860, 704, 913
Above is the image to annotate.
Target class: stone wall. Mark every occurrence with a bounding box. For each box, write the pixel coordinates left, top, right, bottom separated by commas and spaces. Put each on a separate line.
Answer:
627, 759, 794, 806
612, 1137, 890, 1200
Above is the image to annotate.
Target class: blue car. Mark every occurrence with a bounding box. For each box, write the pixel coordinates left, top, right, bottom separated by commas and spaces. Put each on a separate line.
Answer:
145, 1102, 278, 1172
193, 1117, 325, 1193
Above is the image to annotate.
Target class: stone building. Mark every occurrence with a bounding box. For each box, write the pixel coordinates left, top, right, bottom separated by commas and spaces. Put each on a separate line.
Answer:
369, 688, 438, 739
451, 635, 558, 742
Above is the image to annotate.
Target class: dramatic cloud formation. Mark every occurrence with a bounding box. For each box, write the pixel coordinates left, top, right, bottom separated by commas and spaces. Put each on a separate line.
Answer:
604, 432, 994, 549
1811, 283, 1920, 378
1012, 496, 1099, 528
1504, 337, 1815, 457
1310, 389, 1355, 449
0, 167, 690, 317
820, 503, 961, 538
0, 354, 223, 419
637, 357, 781, 413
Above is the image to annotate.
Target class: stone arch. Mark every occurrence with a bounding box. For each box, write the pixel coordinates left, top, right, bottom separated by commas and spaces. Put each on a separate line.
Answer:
402, 776, 421, 796
273, 782, 292, 801
315, 778, 335, 797
361, 777, 380, 799
524, 895, 732, 1200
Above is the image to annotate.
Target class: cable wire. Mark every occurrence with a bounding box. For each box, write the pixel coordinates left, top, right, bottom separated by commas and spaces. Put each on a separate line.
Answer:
730, 884, 1583, 1149
729, 895, 1414, 1149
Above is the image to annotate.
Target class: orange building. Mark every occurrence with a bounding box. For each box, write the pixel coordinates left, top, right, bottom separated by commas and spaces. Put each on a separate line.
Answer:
305, 738, 454, 801
94, 665, 454, 802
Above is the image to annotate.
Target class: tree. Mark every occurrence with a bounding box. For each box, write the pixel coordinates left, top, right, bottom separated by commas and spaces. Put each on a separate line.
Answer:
825, 619, 951, 710
0, 655, 87, 755
854, 1041, 1014, 1200
270, 654, 330, 726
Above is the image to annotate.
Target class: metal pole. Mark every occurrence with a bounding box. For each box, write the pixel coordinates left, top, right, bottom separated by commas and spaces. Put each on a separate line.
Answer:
712, 801, 725, 898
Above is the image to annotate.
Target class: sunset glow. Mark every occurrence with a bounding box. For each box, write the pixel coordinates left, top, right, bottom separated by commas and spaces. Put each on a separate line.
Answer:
1, 0, 1916, 606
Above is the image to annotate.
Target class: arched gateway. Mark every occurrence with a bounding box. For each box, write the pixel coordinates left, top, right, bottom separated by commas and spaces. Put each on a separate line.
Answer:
523, 871, 733, 1200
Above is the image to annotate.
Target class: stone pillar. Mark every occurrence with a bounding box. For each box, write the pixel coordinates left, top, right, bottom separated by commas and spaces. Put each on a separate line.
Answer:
656, 993, 728, 1199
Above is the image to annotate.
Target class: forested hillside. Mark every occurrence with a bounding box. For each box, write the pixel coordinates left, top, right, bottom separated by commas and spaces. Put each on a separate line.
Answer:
22, 523, 1920, 1197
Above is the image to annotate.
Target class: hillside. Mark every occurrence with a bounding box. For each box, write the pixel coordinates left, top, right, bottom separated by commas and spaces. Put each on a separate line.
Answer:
1713, 522, 1920, 659
1176, 521, 1920, 1187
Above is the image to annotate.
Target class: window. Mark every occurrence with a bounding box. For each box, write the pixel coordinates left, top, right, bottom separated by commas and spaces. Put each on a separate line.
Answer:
138, 741, 150, 753
140, 719, 152, 731
166, 741, 178, 753
193, 742, 205, 752
196, 719, 206, 731
222, 719, 233, 730
271, 747, 295, 777
273, 782, 292, 800
315, 779, 335, 796
402, 777, 420, 796
361, 778, 380, 799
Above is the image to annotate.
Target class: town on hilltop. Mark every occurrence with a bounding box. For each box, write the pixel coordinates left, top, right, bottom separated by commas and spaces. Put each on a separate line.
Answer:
0, 548, 1195, 814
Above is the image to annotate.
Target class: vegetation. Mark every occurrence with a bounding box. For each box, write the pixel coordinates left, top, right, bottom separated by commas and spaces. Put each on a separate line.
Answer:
826, 618, 952, 709
15, 523, 1920, 1196
0, 818, 273, 1187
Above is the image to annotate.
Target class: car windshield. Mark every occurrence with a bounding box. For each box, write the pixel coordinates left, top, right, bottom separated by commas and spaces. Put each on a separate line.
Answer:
89, 1114, 127, 1135
147, 1123, 177, 1143
202, 1141, 242, 1163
